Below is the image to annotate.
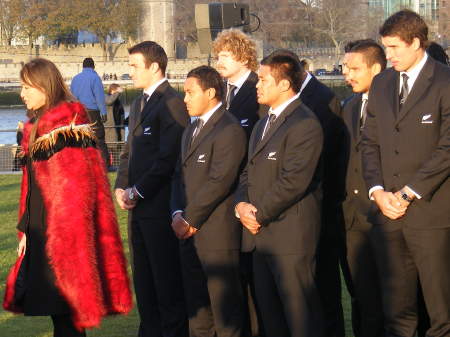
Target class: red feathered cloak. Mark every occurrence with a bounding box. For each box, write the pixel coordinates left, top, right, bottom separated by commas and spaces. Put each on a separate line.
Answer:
3, 102, 132, 329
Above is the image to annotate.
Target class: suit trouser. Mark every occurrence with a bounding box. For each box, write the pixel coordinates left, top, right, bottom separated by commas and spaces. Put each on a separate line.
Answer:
346, 219, 384, 337
316, 208, 345, 337
252, 251, 324, 337
371, 226, 450, 337
131, 215, 188, 337
240, 252, 265, 337
179, 240, 244, 337
86, 109, 110, 167
51, 315, 86, 337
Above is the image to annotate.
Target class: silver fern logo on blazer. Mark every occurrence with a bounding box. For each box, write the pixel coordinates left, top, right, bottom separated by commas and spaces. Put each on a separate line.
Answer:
143, 126, 152, 135
197, 154, 206, 163
421, 114, 433, 124
267, 152, 277, 160
241, 119, 249, 127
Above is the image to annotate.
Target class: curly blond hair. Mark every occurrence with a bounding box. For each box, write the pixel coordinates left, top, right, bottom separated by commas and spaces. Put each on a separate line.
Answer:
212, 29, 258, 72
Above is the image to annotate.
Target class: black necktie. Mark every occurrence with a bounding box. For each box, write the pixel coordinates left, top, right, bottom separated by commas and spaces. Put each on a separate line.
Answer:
399, 73, 409, 109
360, 98, 368, 130
262, 113, 277, 139
191, 118, 204, 146
226, 84, 237, 109
141, 93, 149, 112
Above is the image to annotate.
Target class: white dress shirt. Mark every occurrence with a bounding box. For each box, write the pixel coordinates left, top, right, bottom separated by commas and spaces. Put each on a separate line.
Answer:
143, 77, 168, 99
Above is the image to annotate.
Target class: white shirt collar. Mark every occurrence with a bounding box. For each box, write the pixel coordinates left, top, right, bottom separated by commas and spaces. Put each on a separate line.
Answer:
268, 94, 300, 119
362, 92, 369, 101
227, 70, 251, 94
299, 72, 313, 94
198, 102, 222, 125
144, 77, 167, 98
399, 53, 428, 93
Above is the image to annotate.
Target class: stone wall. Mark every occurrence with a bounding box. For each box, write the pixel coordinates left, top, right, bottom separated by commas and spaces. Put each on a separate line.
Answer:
0, 42, 346, 82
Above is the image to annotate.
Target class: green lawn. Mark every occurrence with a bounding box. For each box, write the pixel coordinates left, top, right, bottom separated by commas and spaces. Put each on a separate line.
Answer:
0, 173, 354, 337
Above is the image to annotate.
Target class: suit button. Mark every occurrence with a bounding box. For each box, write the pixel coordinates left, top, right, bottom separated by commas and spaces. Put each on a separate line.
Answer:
394, 173, 399, 178
354, 189, 359, 194
354, 168, 358, 173
395, 126, 400, 132
395, 150, 399, 155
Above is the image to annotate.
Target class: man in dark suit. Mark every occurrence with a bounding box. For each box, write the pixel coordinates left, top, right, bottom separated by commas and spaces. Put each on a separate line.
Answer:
271, 48, 347, 337
235, 53, 324, 337
342, 39, 387, 337
361, 10, 450, 337
114, 41, 189, 337
212, 29, 266, 337
171, 66, 246, 337
213, 29, 264, 139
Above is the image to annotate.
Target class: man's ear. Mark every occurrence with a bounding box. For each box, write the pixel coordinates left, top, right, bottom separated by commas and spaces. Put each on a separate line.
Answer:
412, 37, 421, 51
150, 62, 159, 74
372, 63, 382, 76
207, 87, 216, 100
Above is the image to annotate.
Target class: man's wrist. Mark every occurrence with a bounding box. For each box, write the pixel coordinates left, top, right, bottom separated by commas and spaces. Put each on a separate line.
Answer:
399, 188, 414, 203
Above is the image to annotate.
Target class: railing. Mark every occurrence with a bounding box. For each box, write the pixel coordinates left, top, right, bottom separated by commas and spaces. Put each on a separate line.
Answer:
0, 141, 126, 173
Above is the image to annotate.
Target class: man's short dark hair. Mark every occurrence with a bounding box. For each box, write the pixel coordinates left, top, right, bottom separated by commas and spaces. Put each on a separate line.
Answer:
187, 66, 225, 101
350, 39, 387, 71
379, 10, 428, 48
344, 39, 372, 53
83, 57, 95, 68
128, 41, 168, 74
261, 52, 303, 93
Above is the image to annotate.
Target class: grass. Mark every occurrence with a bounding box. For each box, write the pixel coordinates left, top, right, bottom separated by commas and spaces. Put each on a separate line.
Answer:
0, 173, 354, 337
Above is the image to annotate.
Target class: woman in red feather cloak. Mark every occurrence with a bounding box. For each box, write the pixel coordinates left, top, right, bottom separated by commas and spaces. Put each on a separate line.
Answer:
3, 58, 132, 337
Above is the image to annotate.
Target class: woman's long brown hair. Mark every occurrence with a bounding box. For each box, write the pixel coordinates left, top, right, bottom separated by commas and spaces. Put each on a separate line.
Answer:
20, 58, 74, 151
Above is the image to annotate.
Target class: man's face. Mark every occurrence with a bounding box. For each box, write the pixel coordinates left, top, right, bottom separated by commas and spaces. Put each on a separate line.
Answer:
346, 52, 376, 94
381, 35, 421, 72
128, 53, 153, 89
342, 52, 352, 84
183, 77, 211, 117
256, 65, 283, 107
216, 50, 246, 80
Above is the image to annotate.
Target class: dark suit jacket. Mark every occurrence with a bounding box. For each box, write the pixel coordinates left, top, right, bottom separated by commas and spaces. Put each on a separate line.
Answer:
171, 106, 247, 251
341, 94, 372, 230
235, 98, 324, 255
115, 80, 189, 218
227, 71, 266, 139
300, 75, 347, 210
361, 57, 450, 230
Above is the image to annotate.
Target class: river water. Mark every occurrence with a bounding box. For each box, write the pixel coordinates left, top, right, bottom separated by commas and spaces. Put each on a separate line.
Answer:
0, 108, 26, 144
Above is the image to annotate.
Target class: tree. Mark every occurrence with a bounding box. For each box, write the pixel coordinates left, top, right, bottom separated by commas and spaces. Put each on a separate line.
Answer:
18, 0, 47, 50
77, 0, 139, 60
0, 0, 22, 45
312, 0, 365, 64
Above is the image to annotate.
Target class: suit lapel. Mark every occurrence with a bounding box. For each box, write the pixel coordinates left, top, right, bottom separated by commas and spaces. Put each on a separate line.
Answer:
132, 81, 168, 135
183, 107, 225, 164
396, 58, 434, 125
250, 98, 301, 160
228, 72, 258, 110
352, 94, 362, 143
181, 122, 195, 163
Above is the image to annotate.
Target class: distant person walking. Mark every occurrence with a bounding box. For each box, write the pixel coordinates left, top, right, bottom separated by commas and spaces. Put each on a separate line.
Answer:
70, 57, 110, 167
105, 83, 125, 142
